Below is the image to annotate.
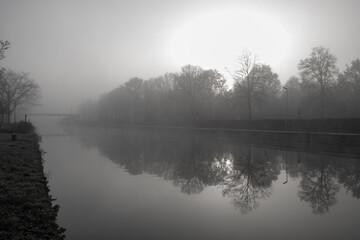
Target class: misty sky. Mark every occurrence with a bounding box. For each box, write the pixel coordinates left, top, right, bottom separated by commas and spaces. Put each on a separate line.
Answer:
1, 0, 359, 113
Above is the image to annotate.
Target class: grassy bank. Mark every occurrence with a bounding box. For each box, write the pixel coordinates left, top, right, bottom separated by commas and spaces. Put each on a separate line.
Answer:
0, 122, 65, 239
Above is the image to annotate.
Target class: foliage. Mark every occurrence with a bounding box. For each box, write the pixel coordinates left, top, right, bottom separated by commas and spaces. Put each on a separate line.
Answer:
298, 46, 338, 119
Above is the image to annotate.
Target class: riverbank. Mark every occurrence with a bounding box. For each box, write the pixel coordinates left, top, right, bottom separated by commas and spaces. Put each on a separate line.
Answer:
64, 120, 360, 158
64, 116, 360, 133
0, 131, 65, 239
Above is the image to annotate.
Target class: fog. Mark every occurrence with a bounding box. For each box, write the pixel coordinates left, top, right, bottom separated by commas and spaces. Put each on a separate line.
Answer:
3, 2, 360, 238
1, 0, 360, 114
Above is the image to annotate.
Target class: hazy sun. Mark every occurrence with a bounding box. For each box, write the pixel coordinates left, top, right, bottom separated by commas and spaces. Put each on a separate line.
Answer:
166, 7, 291, 73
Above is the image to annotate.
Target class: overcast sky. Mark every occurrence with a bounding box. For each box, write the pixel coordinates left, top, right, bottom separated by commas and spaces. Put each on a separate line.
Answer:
1, 0, 359, 113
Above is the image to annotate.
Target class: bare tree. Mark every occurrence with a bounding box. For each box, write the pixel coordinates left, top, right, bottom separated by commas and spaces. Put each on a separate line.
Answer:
0, 78, 6, 123
0, 39, 10, 61
231, 51, 257, 120
0, 69, 40, 123
221, 147, 279, 213
284, 76, 303, 118
338, 59, 360, 94
0, 40, 10, 122
298, 158, 339, 214
174, 65, 226, 120
298, 46, 338, 119
232, 51, 280, 120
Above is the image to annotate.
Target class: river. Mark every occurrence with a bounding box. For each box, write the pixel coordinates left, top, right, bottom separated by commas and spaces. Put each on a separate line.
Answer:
32, 116, 360, 240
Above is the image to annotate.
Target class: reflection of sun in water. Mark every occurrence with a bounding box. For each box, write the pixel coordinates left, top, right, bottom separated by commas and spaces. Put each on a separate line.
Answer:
212, 154, 235, 175
166, 7, 291, 75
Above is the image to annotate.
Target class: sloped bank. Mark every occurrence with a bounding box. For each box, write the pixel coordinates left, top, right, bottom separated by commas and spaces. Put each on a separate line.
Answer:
0, 122, 65, 239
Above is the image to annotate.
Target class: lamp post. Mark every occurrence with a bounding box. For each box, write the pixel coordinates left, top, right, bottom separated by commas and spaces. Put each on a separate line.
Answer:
283, 86, 288, 128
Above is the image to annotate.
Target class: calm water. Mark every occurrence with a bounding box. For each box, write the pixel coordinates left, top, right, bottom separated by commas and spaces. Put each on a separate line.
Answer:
32, 116, 360, 240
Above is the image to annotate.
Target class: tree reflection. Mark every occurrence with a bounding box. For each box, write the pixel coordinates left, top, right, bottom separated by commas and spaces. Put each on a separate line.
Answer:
93, 129, 226, 194
298, 158, 339, 214
173, 177, 205, 195
70, 126, 360, 214
337, 159, 360, 198
172, 142, 208, 195
221, 147, 280, 214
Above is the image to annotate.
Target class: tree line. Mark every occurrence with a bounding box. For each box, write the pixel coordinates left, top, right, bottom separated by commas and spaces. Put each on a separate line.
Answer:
78, 46, 360, 125
0, 40, 40, 124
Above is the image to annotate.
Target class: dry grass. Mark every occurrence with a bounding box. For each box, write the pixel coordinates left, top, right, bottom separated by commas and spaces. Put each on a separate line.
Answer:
0, 133, 65, 239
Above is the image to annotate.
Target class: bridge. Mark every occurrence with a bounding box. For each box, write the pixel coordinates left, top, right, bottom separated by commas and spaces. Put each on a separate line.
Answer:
27, 113, 74, 117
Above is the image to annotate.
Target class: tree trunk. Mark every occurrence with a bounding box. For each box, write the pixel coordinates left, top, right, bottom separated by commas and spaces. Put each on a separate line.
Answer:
246, 76, 253, 121
0, 110, 4, 124
7, 107, 11, 124
247, 93, 252, 121
320, 84, 324, 120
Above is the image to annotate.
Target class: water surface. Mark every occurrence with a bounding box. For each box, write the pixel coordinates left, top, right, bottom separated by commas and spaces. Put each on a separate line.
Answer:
32, 116, 360, 240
